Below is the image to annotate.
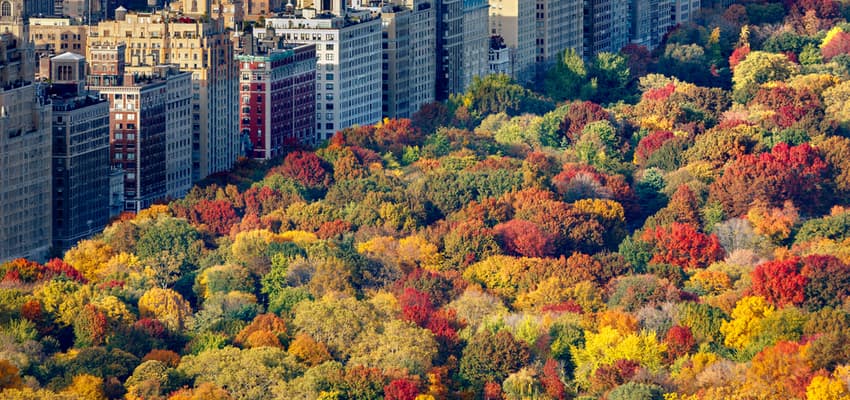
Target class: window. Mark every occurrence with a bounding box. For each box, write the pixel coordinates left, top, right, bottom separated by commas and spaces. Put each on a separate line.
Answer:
1, 1, 11, 17
325, 54, 333, 61
325, 73, 334, 80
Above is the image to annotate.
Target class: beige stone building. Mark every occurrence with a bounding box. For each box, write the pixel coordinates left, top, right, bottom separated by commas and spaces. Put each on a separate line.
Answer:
0, 0, 53, 262
29, 17, 87, 78
87, 5, 239, 181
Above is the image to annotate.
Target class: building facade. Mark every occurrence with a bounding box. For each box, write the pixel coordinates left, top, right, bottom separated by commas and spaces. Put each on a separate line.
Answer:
630, 0, 673, 49
488, 35, 511, 75
487, 0, 534, 81
583, 0, 629, 58
29, 17, 86, 78
535, 0, 582, 70
87, 44, 192, 212
237, 43, 317, 159
672, 0, 700, 25
373, 0, 435, 118
88, 8, 239, 182
265, 8, 382, 141
0, 1, 53, 262
462, 0, 489, 91
47, 52, 111, 252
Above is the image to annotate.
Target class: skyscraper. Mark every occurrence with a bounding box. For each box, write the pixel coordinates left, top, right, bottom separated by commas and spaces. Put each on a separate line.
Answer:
47, 52, 110, 252
583, 0, 629, 58
0, 0, 53, 262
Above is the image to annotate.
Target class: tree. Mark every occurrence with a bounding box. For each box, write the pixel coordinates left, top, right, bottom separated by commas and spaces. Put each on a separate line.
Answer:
664, 325, 695, 362
544, 49, 593, 101
0, 359, 22, 390
288, 334, 332, 366
350, 320, 438, 376
709, 143, 830, 216
822, 30, 850, 61
178, 347, 303, 400
459, 330, 531, 388
607, 382, 664, 400
63, 374, 107, 400
801, 255, 850, 310
742, 341, 813, 399
275, 151, 331, 188
588, 52, 631, 104
194, 199, 240, 236
641, 223, 725, 270
732, 51, 797, 103
493, 219, 556, 257
720, 296, 775, 350
138, 288, 193, 331
234, 314, 288, 347
63, 239, 114, 281
292, 296, 380, 359
570, 327, 665, 390
751, 258, 808, 307
384, 378, 420, 400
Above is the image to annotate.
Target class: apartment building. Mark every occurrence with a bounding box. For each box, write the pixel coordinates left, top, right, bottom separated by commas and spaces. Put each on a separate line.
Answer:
87, 6, 239, 181
265, 7, 382, 141
46, 52, 111, 252
488, 0, 535, 81
583, 0, 629, 57
237, 42, 317, 158
0, 1, 53, 262
630, 0, 673, 49
87, 44, 193, 212
369, 0, 435, 118
535, 0, 582, 69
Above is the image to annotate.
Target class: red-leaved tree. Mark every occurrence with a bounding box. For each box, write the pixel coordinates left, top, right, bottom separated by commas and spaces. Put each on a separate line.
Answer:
641, 223, 725, 270
751, 258, 808, 307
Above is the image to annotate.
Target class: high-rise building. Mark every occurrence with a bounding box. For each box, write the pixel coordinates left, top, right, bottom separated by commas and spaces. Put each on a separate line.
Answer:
47, 52, 111, 252
435, 0, 461, 99
0, 0, 53, 262
672, 0, 700, 25
264, 7, 382, 141
630, 0, 673, 49
535, 0, 582, 70
369, 0, 434, 118
87, 8, 239, 182
87, 44, 193, 212
237, 42, 317, 159
583, 0, 629, 58
487, 0, 534, 81
462, 0, 489, 89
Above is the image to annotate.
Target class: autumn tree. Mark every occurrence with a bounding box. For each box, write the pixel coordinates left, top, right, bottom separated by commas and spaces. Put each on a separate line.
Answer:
709, 143, 830, 216
732, 51, 797, 103
459, 330, 531, 388
640, 223, 724, 270
138, 288, 193, 331
751, 258, 808, 308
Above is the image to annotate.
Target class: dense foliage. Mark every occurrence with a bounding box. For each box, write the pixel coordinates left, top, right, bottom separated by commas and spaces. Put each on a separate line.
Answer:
8, 1, 850, 399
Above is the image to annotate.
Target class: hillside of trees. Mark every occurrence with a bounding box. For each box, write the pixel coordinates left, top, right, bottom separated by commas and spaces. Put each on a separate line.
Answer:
7, 1, 850, 399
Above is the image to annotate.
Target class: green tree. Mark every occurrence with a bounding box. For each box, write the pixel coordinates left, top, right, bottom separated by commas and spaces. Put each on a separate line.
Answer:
588, 52, 632, 104
544, 48, 594, 101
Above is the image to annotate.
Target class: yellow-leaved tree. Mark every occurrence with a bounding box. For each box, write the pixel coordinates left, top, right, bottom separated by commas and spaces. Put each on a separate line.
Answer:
720, 295, 774, 350
138, 288, 193, 331
570, 326, 666, 389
